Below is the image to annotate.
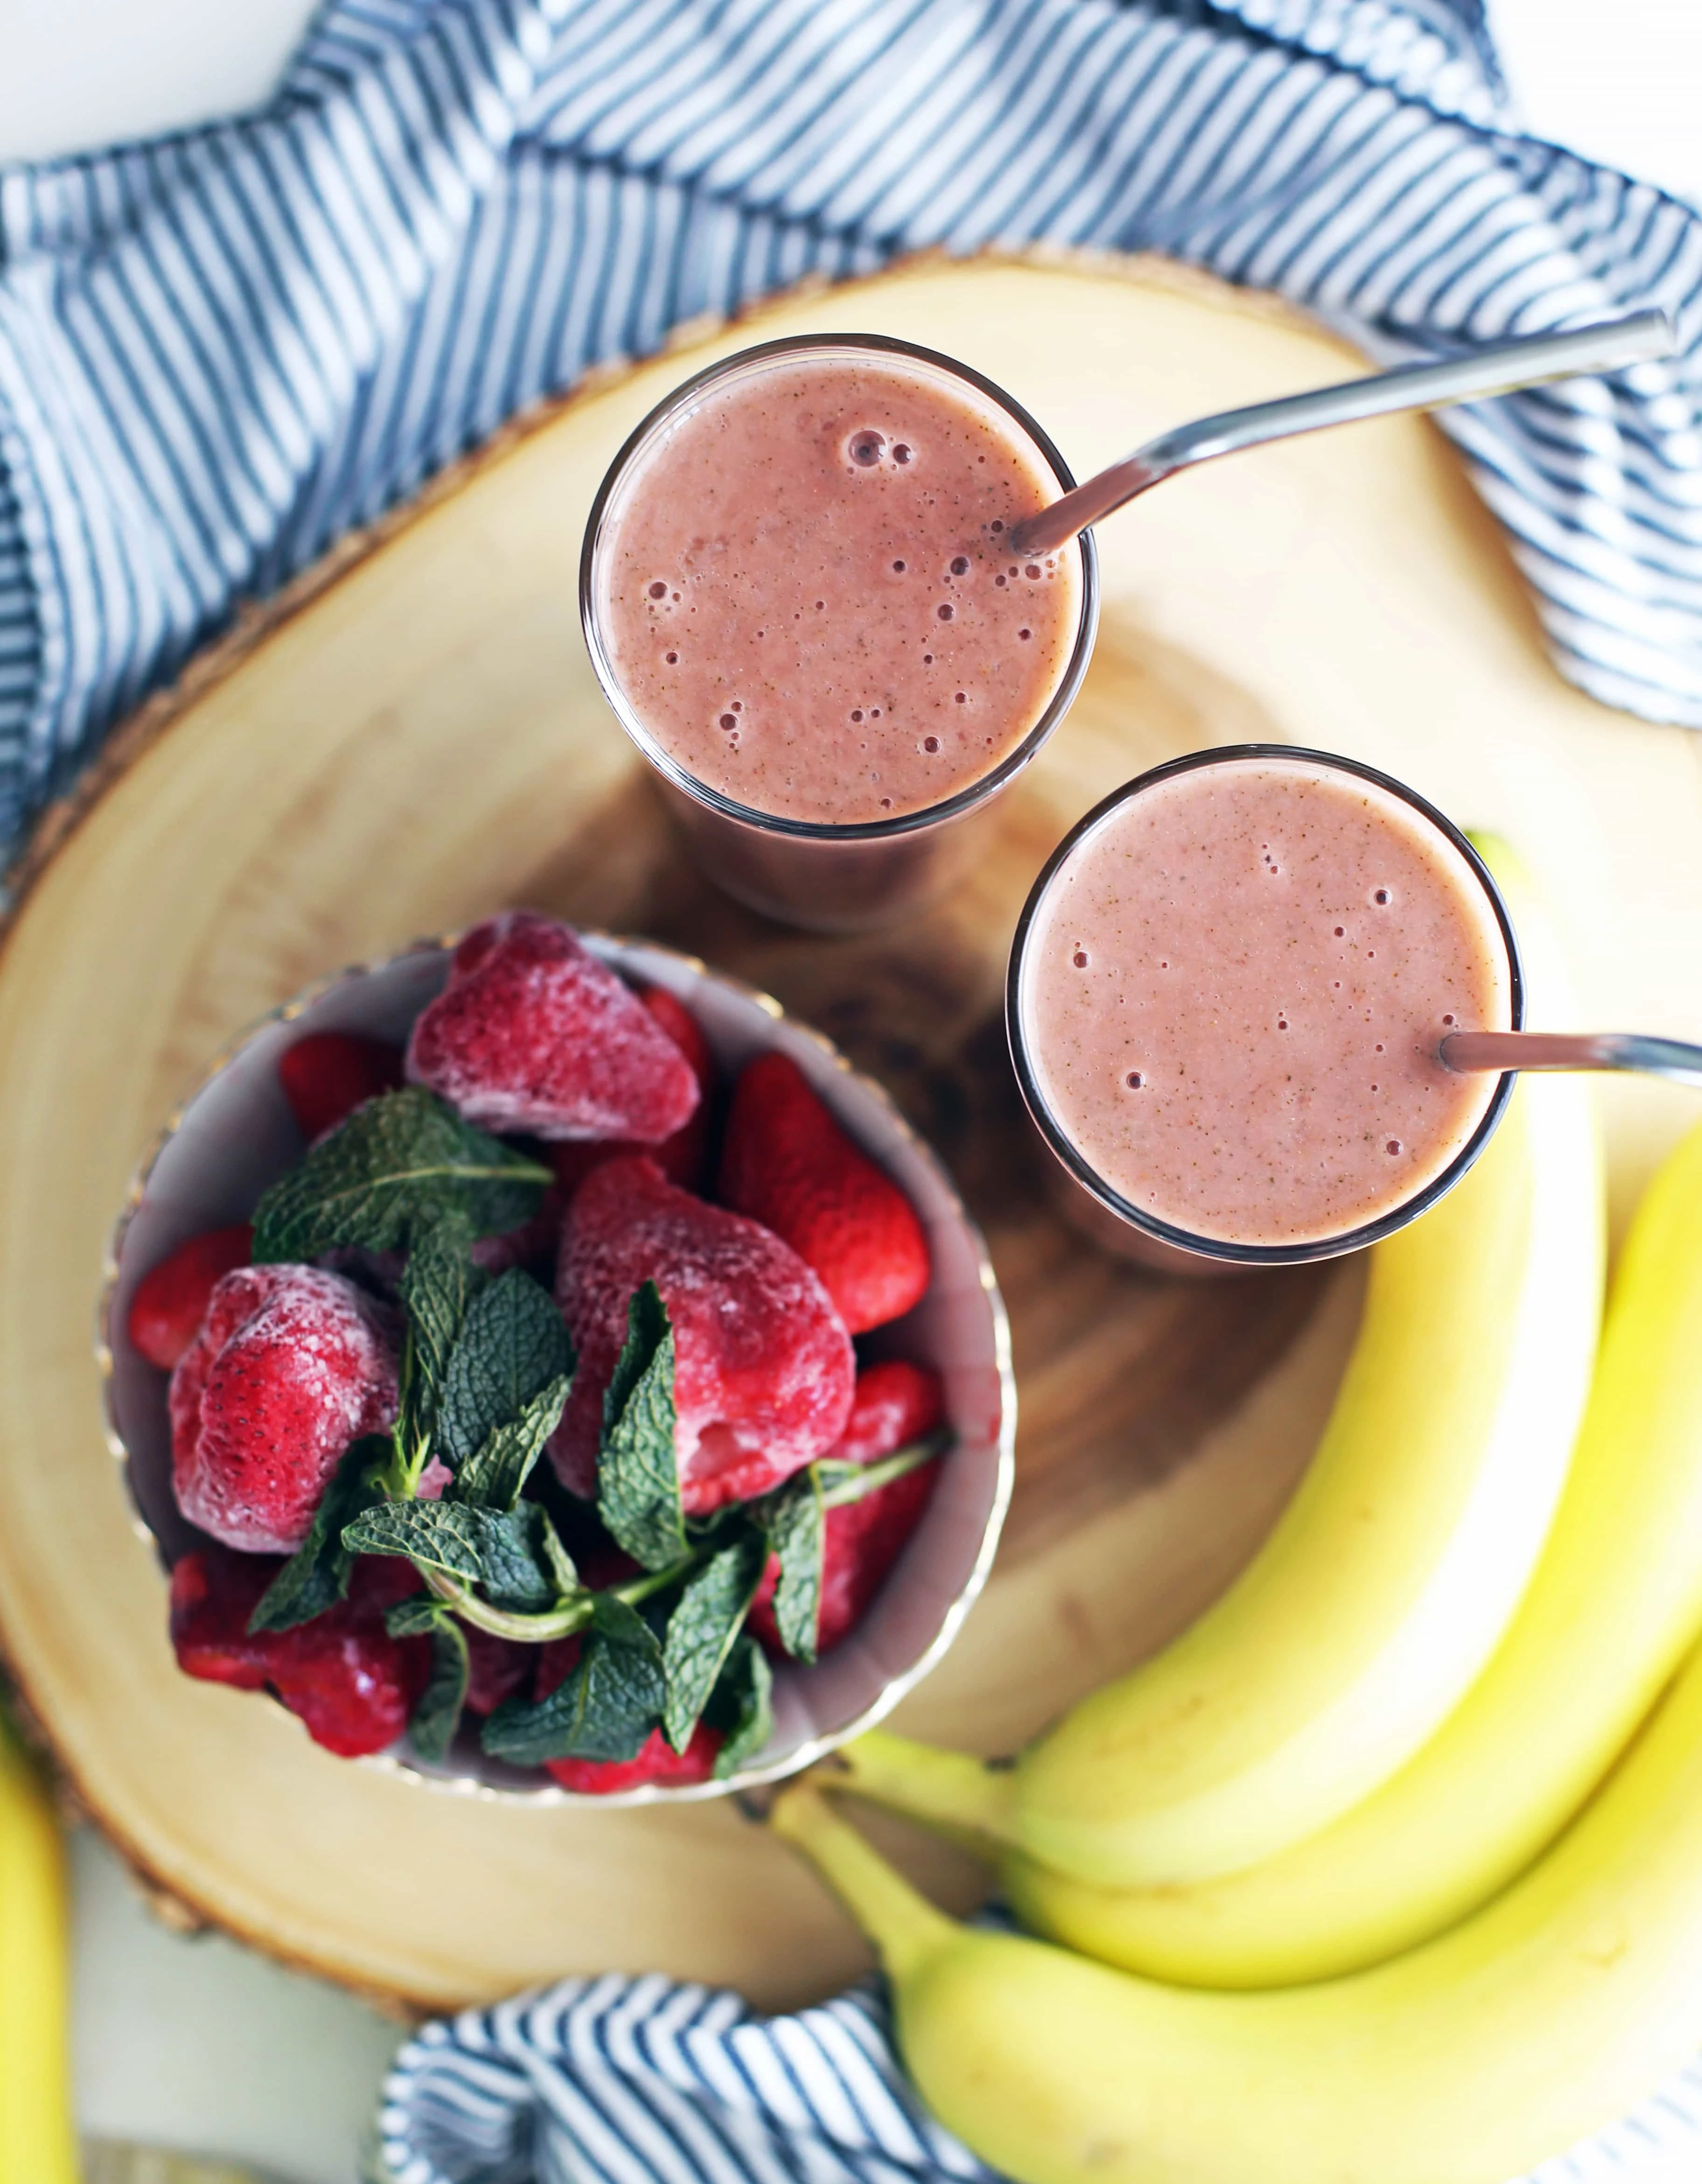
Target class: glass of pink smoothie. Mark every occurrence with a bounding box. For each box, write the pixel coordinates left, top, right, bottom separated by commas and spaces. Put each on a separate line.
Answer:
1007, 747, 1524, 1270
581, 335, 1098, 931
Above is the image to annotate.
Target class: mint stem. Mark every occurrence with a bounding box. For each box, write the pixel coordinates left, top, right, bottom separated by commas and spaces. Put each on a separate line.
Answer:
412, 1430, 953, 1643
818, 1430, 949, 1509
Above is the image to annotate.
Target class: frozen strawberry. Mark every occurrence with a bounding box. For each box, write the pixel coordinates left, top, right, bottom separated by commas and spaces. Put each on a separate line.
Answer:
278, 1032, 404, 1142
551, 1156, 854, 1514
549, 983, 717, 1197
405, 914, 699, 1142
170, 1548, 430, 1758
532, 1635, 720, 1791
826, 1357, 947, 1465
750, 1360, 946, 1659
127, 1224, 254, 1370
462, 1627, 534, 1716
546, 1725, 722, 1793
170, 1264, 400, 1554
718, 1052, 930, 1335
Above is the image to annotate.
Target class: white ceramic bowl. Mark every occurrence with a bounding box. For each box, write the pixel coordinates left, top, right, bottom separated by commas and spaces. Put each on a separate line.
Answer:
101, 933, 1014, 1804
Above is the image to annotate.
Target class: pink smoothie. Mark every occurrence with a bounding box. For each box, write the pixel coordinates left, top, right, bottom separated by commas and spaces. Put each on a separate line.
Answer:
1017, 756, 1515, 1249
590, 349, 1083, 824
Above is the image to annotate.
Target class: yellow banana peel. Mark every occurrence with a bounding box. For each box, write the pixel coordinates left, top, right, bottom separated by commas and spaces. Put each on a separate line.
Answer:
0, 1701, 79, 2184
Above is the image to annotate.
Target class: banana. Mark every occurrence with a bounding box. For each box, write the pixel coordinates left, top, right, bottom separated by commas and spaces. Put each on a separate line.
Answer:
838, 861, 1604, 1886
0, 1704, 80, 2184
775, 1651, 1702, 2184
1005, 1102, 1702, 1984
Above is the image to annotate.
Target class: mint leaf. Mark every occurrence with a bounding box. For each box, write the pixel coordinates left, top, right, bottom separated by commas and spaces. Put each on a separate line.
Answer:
410, 1620, 470, 1764
589, 1591, 663, 1653
662, 1531, 767, 1753
598, 1283, 685, 1571
398, 1216, 485, 1456
708, 1635, 774, 1779
481, 1629, 665, 1766
342, 1500, 554, 1608
763, 1468, 824, 1665
439, 1268, 574, 1472
252, 1088, 548, 1262
247, 1434, 390, 1634
385, 1594, 452, 1638
453, 1372, 572, 1511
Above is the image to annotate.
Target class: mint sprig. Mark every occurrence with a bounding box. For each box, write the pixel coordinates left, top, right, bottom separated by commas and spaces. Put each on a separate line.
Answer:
481, 1617, 666, 1767
251, 1088, 549, 1262
596, 1283, 687, 1572
343, 1500, 558, 1609
438, 1269, 574, 1475
708, 1636, 774, 1779
761, 1469, 825, 1665
410, 1619, 472, 1764
396, 1216, 486, 1468
661, 1532, 767, 1753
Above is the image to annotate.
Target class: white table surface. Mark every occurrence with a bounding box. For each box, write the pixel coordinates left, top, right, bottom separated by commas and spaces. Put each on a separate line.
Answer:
0, 2, 1698, 2177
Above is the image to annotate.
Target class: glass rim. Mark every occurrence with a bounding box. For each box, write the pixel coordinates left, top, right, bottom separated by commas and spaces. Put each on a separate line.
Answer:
579, 331, 1102, 844
1005, 743, 1527, 1268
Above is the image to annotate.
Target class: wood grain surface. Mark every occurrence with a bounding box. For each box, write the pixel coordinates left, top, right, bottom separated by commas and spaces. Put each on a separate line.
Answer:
1, 252, 1700, 2013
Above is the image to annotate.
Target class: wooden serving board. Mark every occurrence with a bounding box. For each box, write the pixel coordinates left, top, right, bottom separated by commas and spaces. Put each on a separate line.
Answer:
2, 253, 1701, 2016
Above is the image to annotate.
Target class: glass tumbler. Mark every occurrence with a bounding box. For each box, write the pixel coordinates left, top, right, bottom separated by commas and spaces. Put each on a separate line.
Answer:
1006, 746, 1524, 1275
581, 334, 1099, 933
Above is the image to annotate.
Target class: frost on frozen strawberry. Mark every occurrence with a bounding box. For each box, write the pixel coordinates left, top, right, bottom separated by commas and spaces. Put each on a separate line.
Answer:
127, 1223, 254, 1370
552, 1155, 855, 1514
549, 981, 718, 1198
718, 1051, 931, 1335
405, 913, 699, 1142
169, 1264, 400, 1554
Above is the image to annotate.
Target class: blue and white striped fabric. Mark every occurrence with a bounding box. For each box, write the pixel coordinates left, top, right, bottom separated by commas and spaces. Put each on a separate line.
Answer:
1, 0, 1702, 875
371, 1961, 1702, 2184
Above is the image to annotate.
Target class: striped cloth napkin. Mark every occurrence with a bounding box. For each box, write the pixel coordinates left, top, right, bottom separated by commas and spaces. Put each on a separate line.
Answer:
0, 0, 1700, 884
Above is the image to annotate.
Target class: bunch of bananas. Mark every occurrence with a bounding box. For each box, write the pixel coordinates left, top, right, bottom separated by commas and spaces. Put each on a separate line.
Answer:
775, 840, 1702, 2183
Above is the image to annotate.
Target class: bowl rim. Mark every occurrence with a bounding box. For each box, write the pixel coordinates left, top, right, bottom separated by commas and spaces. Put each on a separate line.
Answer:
97, 929, 1017, 1807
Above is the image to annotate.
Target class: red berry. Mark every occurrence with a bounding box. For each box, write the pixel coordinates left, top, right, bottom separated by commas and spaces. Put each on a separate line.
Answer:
169, 1265, 400, 1553
718, 1052, 930, 1335
551, 1156, 854, 1514
278, 1033, 404, 1142
170, 1549, 430, 1758
547, 983, 717, 1197
462, 1627, 534, 1716
749, 1360, 946, 1659
406, 914, 699, 1142
533, 1636, 721, 1791
545, 1724, 722, 1793
127, 1224, 254, 1370
829, 1357, 947, 1463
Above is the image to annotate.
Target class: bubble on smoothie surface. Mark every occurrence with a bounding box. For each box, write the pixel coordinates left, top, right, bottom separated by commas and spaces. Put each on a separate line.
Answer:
849, 429, 886, 467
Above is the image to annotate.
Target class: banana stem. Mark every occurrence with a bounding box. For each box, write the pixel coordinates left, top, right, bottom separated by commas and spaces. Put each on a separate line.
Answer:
770, 1781, 958, 1982
834, 1728, 1021, 1847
